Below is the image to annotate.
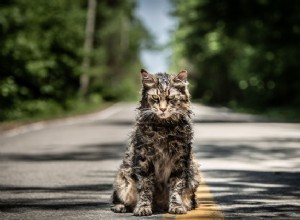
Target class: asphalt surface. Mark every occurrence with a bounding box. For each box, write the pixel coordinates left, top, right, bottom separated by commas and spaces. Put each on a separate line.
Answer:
0, 103, 299, 219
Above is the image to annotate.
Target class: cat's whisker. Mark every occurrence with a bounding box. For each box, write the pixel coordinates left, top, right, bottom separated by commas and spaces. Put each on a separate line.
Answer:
140, 111, 155, 122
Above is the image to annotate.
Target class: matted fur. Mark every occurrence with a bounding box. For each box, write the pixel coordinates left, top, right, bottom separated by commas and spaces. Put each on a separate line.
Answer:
111, 69, 200, 216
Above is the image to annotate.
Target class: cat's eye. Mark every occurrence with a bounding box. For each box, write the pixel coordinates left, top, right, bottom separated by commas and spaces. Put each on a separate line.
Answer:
168, 95, 176, 100
151, 95, 159, 100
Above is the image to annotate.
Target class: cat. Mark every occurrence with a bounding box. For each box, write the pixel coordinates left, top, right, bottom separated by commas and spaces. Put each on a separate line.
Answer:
111, 69, 200, 216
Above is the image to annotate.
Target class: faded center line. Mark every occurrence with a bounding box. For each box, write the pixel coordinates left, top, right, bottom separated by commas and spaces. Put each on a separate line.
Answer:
162, 172, 224, 220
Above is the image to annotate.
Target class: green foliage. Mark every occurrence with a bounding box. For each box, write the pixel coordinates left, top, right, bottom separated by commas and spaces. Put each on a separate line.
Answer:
171, 0, 300, 112
89, 0, 151, 101
0, 0, 85, 120
0, 0, 150, 121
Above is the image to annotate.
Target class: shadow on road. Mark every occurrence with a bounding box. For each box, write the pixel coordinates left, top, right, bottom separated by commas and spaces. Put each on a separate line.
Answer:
0, 142, 126, 162
195, 137, 300, 162
205, 170, 300, 218
195, 137, 300, 218
0, 183, 112, 192
0, 181, 114, 212
0, 198, 110, 212
0, 142, 122, 213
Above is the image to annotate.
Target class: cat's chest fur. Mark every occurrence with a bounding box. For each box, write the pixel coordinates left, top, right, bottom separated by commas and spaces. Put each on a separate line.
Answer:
134, 120, 192, 184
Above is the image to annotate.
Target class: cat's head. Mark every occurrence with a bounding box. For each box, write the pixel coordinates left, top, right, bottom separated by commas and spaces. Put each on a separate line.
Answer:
139, 69, 191, 120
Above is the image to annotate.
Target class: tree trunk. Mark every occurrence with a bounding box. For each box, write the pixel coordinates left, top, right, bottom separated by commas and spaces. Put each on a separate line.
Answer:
79, 0, 97, 99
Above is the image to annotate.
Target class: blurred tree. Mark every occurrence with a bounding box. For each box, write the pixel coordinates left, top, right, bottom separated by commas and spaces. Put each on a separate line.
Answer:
0, 0, 85, 120
89, 0, 153, 101
0, 0, 151, 120
80, 0, 97, 99
171, 0, 300, 111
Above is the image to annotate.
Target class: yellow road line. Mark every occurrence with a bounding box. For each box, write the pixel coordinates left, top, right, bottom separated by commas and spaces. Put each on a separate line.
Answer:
163, 172, 224, 220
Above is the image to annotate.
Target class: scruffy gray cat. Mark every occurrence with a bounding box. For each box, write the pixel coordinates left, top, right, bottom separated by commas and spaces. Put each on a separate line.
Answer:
111, 69, 200, 216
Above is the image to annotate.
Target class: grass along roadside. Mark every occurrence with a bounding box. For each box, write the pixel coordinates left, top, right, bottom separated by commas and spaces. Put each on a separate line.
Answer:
0, 101, 114, 133
195, 99, 300, 122
230, 106, 300, 122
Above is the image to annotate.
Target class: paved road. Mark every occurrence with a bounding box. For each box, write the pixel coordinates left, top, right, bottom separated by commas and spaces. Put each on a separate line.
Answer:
0, 103, 299, 219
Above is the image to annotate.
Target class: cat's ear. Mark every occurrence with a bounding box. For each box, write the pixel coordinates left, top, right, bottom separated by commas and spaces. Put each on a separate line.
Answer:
141, 69, 155, 87
173, 70, 188, 85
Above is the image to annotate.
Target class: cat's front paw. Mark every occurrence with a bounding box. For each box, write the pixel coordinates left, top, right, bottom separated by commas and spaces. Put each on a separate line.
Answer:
133, 205, 152, 216
169, 205, 187, 214
186, 205, 192, 211
111, 204, 127, 213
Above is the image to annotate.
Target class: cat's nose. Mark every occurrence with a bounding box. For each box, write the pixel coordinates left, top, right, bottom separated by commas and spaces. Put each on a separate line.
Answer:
160, 107, 167, 112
